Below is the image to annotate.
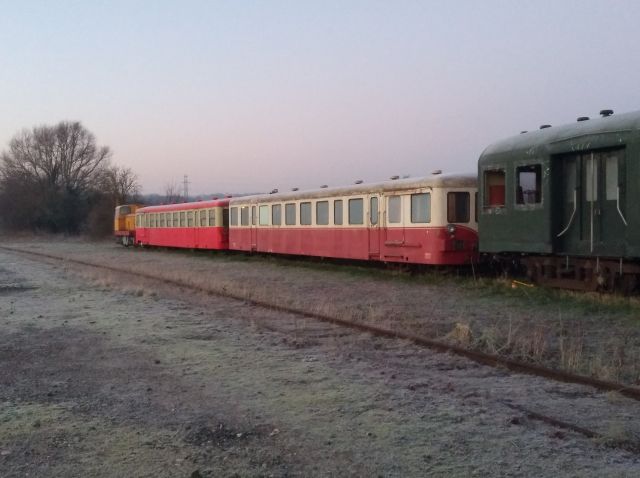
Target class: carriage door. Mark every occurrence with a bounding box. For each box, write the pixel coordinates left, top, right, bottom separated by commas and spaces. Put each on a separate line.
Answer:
250, 205, 258, 251
595, 150, 626, 255
368, 195, 380, 258
556, 149, 626, 255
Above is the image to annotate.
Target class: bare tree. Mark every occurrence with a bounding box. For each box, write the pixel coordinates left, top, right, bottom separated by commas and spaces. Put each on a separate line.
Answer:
0, 121, 117, 233
101, 165, 141, 207
164, 180, 182, 203
1, 122, 111, 193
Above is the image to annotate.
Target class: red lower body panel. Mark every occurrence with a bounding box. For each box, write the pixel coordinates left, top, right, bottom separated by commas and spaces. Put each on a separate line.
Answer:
229, 226, 478, 265
136, 227, 228, 250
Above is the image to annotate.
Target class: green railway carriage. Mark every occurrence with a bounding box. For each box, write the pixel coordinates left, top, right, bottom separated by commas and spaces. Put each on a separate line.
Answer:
478, 109, 640, 291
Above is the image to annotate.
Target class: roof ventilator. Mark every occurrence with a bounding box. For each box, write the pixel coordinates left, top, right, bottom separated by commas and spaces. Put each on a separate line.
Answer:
540, 124, 551, 129
431, 169, 442, 175
354, 180, 363, 184
390, 175, 399, 180
577, 116, 589, 122
600, 109, 614, 117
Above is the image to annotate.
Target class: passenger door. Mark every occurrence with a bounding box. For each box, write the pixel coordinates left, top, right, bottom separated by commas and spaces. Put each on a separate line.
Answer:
368, 195, 380, 258
250, 204, 258, 251
556, 149, 626, 255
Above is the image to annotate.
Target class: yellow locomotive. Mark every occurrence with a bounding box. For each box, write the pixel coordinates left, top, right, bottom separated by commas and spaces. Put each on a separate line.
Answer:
114, 204, 142, 246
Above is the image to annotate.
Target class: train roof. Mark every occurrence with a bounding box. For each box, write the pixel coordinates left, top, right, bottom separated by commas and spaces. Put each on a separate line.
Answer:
229, 172, 476, 205
137, 198, 230, 213
480, 109, 640, 160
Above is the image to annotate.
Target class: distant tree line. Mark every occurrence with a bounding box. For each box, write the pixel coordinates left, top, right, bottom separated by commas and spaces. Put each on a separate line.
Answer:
0, 121, 140, 236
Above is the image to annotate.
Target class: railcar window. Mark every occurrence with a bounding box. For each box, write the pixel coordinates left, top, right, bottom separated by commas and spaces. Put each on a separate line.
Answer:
119, 206, 131, 215
259, 205, 269, 226
334, 200, 343, 225
316, 201, 329, 225
484, 170, 505, 207
285, 203, 296, 225
209, 209, 216, 226
223, 208, 229, 227
160, 213, 166, 227
411, 193, 431, 223
272, 204, 282, 226
251, 206, 256, 226
172, 212, 178, 227
516, 165, 542, 204
187, 211, 194, 227
230, 207, 238, 226
447, 192, 470, 223
388, 196, 401, 223
348, 198, 364, 225
240, 206, 249, 226
300, 202, 312, 225
370, 197, 378, 225
165, 213, 171, 227
145, 214, 149, 228
180, 212, 186, 227
150, 214, 156, 228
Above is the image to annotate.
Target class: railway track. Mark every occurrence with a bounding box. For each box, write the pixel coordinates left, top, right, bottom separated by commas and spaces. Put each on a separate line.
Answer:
3, 244, 640, 401
4, 244, 640, 454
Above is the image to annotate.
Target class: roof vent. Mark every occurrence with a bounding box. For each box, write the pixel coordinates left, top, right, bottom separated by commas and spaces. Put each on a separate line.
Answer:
577, 116, 589, 122
320, 184, 328, 188
270, 189, 278, 194
291, 187, 299, 191
540, 124, 551, 129
431, 169, 442, 175
600, 109, 614, 117
354, 180, 363, 184
390, 175, 399, 180
520, 131, 528, 134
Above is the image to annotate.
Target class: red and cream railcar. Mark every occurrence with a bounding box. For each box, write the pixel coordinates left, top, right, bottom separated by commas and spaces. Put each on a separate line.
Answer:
135, 199, 230, 249
228, 173, 478, 265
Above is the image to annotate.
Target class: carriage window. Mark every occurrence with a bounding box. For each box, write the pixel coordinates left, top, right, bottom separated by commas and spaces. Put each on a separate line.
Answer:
411, 193, 431, 223
179, 212, 185, 227
251, 206, 256, 226
230, 207, 238, 226
300, 202, 312, 225
150, 214, 156, 227
388, 196, 401, 224
447, 192, 470, 223
166, 213, 172, 227
200, 210, 207, 226
316, 201, 329, 225
240, 206, 249, 226
259, 205, 269, 226
285, 203, 296, 225
172, 212, 178, 227
208, 209, 216, 226
334, 200, 343, 225
484, 169, 506, 207
145, 214, 149, 228
222, 208, 229, 227
370, 197, 378, 225
159, 213, 166, 227
516, 164, 541, 204
187, 211, 194, 227
348, 198, 364, 225
272, 204, 282, 226
605, 154, 619, 200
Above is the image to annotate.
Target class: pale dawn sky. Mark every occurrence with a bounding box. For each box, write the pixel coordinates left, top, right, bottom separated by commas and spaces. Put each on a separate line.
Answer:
1, 0, 639, 195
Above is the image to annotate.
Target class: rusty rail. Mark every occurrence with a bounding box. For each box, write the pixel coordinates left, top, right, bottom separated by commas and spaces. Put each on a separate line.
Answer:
3, 245, 640, 402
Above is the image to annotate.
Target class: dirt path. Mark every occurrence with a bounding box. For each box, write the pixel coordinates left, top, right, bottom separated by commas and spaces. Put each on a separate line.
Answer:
1, 242, 640, 477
